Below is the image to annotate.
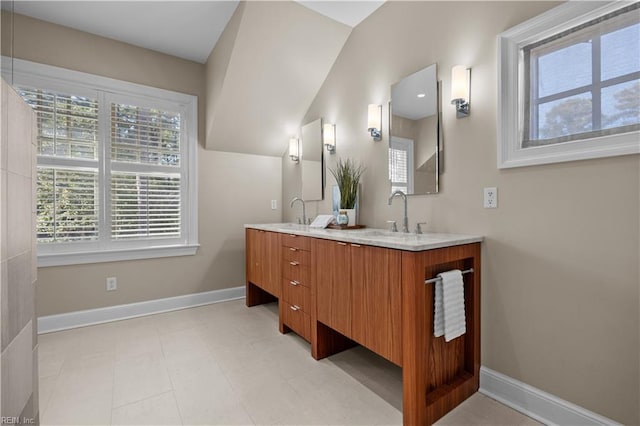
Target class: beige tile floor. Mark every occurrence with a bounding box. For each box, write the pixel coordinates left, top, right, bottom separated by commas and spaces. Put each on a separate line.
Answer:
38, 299, 540, 425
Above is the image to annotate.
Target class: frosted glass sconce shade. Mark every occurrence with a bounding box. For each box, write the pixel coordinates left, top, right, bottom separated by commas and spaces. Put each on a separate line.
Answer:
289, 137, 299, 162
367, 104, 382, 141
451, 65, 471, 118
323, 123, 336, 153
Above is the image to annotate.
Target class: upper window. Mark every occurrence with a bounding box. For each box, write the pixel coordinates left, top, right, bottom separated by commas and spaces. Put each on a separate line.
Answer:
7, 59, 198, 266
498, 2, 639, 168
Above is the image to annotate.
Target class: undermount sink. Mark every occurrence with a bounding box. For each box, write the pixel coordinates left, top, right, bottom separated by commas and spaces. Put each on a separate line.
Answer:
276, 222, 308, 229
355, 229, 398, 237
354, 229, 426, 241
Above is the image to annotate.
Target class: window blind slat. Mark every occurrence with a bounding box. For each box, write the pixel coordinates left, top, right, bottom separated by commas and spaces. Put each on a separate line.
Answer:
111, 173, 181, 240
111, 103, 181, 167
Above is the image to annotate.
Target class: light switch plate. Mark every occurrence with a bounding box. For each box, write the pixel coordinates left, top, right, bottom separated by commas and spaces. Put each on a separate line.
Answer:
271, 200, 277, 210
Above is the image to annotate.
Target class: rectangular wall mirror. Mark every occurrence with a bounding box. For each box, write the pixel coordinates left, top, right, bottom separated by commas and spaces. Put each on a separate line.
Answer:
389, 63, 440, 195
301, 118, 323, 201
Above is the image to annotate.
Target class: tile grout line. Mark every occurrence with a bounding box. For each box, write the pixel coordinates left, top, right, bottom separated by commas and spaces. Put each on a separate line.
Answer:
162, 332, 185, 426
39, 343, 74, 424
193, 314, 257, 425
109, 352, 115, 426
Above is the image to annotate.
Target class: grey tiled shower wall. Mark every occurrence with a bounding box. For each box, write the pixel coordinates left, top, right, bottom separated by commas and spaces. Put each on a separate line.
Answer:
1, 78, 39, 424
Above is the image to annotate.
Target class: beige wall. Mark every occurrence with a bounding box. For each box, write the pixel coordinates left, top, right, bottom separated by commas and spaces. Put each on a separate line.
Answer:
1, 79, 39, 423
205, 1, 351, 156
4, 14, 283, 316
282, 2, 639, 424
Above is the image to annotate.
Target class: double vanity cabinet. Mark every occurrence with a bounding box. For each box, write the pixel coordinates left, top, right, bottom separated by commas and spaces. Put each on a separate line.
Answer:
245, 224, 482, 425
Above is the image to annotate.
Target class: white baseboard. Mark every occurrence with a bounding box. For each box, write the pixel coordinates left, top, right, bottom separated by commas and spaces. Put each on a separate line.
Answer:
479, 366, 619, 426
37, 286, 246, 334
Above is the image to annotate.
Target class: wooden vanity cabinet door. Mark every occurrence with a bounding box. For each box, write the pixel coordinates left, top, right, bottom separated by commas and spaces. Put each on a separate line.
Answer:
246, 229, 263, 286
262, 231, 281, 297
315, 239, 351, 336
351, 244, 402, 366
246, 229, 280, 297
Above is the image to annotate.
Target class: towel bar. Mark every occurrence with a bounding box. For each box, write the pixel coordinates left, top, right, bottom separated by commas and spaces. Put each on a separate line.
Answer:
425, 268, 474, 285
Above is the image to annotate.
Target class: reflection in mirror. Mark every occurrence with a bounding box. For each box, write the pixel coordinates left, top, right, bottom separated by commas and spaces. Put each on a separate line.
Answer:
390, 63, 439, 195
301, 118, 323, 201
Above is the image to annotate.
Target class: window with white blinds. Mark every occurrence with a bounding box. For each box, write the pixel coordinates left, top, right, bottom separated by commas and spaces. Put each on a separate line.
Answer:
19, 87, 101, 244
36, 168, 99, 242
10, 59, 198, 266
111, 103, 181, 166
109, 102, 183, 242
111, 173, 181, 239
19, 88, 99, 159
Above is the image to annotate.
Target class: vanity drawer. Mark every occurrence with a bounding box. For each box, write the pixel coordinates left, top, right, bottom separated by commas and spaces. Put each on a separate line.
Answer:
282, 278, 310, 311
281, 234, 311, 251
282, 301, 311, 342
282, 246, 311, 265
282, 261, 311, 286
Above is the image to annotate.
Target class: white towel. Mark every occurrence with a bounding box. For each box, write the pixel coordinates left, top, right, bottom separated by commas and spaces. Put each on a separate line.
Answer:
433, 269, 466, 342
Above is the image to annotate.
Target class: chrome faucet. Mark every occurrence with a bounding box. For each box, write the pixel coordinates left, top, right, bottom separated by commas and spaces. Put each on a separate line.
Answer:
388, 190, 409, 233
290, 197, 306, 225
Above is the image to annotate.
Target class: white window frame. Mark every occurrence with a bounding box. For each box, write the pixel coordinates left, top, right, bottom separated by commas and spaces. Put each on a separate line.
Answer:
3, 58, 199, 266
497, 1, 640, 169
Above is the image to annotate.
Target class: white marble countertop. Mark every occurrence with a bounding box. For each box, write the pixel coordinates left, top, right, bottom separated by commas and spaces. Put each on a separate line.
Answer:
245, 223, 483, 252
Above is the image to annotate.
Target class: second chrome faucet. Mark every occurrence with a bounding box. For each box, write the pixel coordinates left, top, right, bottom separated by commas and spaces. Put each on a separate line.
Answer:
290, 196, 307, 225
388, 190, 409, 233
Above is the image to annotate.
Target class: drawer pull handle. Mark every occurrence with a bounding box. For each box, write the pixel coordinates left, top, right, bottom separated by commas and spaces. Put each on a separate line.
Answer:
290, 305, 301, 311
337, 242, 347, 246
351, 244, 361, 247
290, 280, 300, 286
289, 261, 299, 266
289, 247, 298, 252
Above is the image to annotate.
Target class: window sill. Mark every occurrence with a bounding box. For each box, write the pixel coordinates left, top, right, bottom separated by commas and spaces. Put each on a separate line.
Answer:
38, 244, 200, 267
498, 130, 640, 169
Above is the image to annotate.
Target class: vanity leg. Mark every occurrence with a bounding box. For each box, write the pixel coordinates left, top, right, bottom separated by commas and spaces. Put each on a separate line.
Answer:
311, 320, 356, 360
245, 282, 277, 307
402, 251, 429, 425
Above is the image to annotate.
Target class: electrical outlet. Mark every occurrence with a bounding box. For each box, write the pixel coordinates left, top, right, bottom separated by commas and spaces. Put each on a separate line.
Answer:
106, 277, 117, 291
483, 187, 498, 208
271, 200, 277, 210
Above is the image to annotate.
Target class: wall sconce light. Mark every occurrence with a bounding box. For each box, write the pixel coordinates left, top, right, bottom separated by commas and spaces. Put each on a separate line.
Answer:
451, 65, 471, 118
323, 123, 336, 153
367, 104, 382, 141
289, 137, 299, 162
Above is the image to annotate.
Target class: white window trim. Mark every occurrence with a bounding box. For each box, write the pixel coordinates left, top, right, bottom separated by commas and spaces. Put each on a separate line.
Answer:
497, 1, 640, 169
3, 58, 199, 266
